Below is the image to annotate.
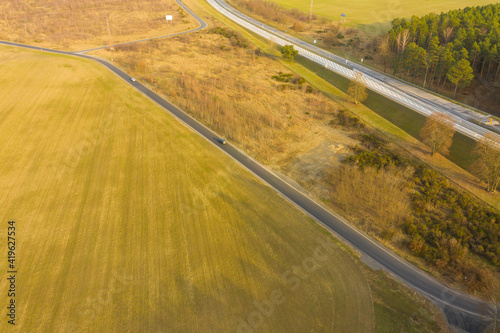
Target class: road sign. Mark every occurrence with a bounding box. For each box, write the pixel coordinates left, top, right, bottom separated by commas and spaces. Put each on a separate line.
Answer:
166, 15, 173, 21
341, 13, 345, 17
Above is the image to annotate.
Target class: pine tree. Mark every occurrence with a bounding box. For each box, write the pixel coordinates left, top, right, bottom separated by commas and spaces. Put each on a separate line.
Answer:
447, 59, 474, 98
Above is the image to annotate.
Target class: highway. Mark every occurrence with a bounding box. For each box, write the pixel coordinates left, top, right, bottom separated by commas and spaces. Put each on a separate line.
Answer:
0, 0, 498, 331
207, 0, 500, 143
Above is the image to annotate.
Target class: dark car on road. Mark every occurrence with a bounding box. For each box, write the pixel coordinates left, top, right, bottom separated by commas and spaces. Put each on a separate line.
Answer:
218, 138, 227, 145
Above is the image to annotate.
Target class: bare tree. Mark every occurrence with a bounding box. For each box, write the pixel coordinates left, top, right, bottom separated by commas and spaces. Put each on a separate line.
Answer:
420, 113, 455, 156
379, 37, 391, 72
396, 31, 402, 53
399, 29, 410, 53
443, 26, 454, 45
347, 72, 368, 105
472, 133, 500, 192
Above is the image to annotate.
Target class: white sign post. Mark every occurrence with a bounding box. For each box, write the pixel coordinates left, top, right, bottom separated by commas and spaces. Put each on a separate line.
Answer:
166, 15, 173, 23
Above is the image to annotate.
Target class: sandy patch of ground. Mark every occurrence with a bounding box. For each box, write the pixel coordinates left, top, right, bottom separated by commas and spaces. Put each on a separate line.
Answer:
273, 123, 359, 199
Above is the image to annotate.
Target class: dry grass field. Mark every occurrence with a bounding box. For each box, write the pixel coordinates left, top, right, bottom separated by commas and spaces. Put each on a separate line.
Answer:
94, 30, 341, 163
94, 2, 500, 298
0, 0, 198, 51
0, 45, 382, 332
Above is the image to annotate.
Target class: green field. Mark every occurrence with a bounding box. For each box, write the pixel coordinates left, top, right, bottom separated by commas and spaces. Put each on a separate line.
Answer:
265, 0, 497, 26
0, 45, 377, 332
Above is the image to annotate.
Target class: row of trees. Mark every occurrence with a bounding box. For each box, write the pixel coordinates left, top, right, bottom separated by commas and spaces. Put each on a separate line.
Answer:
384, 4, 499, 96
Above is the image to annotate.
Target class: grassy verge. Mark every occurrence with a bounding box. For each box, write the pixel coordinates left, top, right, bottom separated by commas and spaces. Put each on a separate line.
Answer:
365, 269, 449, 333
295, 56, 480, 170
282, 54, 500, 211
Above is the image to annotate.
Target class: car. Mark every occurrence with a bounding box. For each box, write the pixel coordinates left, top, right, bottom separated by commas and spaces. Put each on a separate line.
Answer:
130, 77, 136, 82
218, 138, 227, 145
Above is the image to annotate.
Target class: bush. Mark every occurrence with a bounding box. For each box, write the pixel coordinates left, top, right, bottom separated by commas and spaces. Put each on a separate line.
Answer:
292, 21, 304, 32
328, 165, 413, 230
323, 32, 338, 47
335, 109, 365, 129
210, 27, 248, 48
360, 133, 386, 150
281, 45, 298, 61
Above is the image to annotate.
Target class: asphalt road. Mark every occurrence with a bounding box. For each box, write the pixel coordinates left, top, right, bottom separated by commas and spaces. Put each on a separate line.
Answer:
207, 0, 500, 143
0, 0, 498, 331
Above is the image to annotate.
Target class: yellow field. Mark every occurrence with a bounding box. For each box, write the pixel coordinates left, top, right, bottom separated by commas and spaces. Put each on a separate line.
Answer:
0, 45, 376, 332
252, 0, 497, 26
0, 0, 198, 51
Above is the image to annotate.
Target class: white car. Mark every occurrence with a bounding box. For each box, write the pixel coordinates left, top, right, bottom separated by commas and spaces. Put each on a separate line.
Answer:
130, 77, 136, 82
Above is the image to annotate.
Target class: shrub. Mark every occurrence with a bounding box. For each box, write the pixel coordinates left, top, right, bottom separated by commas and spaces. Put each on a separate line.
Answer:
281, 45, 299, 61
292, 21, 304, 32
323, 32, 338, 47
335, 109, 365, 129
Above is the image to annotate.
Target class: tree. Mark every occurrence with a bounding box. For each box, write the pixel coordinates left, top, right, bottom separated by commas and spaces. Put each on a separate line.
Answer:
420, 113, 455, 156
436, 45, 455, 90
447, 59, 474, 98
425, 36, 441, 88
378, 37, 391, 73
398, 29, 410, 53
443, 26, 454, 45
487, 44, 498, 79
417, 20, 429, 47
291, 21, 304, 32
347, 72, 368, 105
403, 42, 427, 82
281, 45, 298, 61
479, 38, 491, 78
472, 133, 500, 192
323, 32, 338, 47
470, 41, 481, 69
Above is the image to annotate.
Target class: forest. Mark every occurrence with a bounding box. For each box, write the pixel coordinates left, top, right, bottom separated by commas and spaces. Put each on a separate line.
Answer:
386, 4, 499, 100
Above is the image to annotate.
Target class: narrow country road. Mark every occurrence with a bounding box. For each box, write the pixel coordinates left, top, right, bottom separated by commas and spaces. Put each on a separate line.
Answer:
0, 0, 498, 331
